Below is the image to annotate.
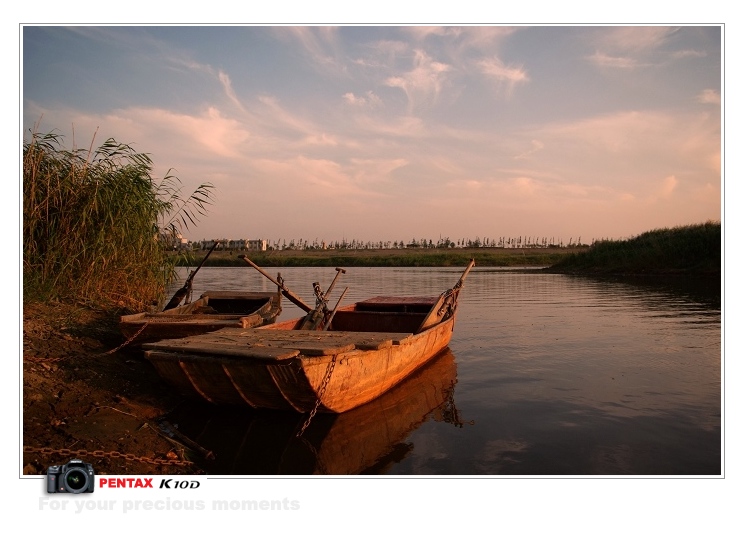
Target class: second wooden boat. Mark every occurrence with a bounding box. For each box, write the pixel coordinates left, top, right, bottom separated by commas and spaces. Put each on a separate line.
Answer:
120, 290, 281, 345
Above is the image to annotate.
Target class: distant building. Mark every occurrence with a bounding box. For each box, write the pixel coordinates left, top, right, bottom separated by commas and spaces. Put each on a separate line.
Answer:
246, 239, 267, 251
160, 231, 188, 249
198, 238, 267, 251
227, 239, 246, 251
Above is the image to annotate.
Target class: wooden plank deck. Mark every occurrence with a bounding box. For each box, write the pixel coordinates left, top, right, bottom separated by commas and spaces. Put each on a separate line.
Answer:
142, 328, 414, 360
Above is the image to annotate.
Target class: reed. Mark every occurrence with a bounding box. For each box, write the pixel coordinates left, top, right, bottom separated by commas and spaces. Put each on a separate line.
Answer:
23, 130, 213, 310
548, 222, 721, 275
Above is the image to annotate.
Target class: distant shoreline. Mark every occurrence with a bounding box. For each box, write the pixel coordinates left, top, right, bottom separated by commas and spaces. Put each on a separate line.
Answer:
169, 246, 587, 269
170, 222, 721, 277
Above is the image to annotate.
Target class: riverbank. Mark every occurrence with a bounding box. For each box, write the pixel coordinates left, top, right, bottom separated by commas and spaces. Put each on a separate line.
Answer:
22, 302, 203, 475
172, 246, 588, 268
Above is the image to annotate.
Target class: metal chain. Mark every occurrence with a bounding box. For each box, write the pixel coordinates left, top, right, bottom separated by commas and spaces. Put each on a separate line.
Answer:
296, 355, 338, 438
23, 445, 193, 467
296, 436, 330, 475
24, 322, 148, 364
99, 322, 148, 355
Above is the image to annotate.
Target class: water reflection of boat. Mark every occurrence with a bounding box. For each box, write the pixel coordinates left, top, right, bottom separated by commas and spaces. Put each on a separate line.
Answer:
160, 348, 462, 475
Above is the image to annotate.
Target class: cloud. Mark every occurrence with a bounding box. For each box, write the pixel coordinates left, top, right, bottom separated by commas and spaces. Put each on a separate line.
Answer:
277, 26, 344, 73
348, 114, 426, 138
659, 175, 679, 198
539, 110, 678, 153
672, 49, 707, 59
450, 26, 519, 51
342, 91, 382, 108
218, 70, 247, 112
36, 105, 251, 162
518, 109, 719, 215
514, 176, 536, 195
587, 51, 640, 69
359, 39, 408, 69
403, 26, 452, 41
697, 89, 720, 105
514, 139, 544, 159
250, 155, 385, 204
301, 133, 339, 146
586, 27, 681, 71
384, 49, 451, 110
404, 25, 517, 50
256, 95, 318, 138
596, 26, 679, 53
477, 57, 529, 87
445, 178, 485, 191
348, 158, 409, 188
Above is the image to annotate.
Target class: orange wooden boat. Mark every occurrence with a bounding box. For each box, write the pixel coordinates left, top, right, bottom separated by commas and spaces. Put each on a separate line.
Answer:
120, 290, 281, 345
143, 260, 474, 413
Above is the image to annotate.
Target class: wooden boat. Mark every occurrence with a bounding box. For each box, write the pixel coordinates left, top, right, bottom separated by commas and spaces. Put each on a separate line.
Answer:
142, 260, 474, 413
120, 290, 281, 345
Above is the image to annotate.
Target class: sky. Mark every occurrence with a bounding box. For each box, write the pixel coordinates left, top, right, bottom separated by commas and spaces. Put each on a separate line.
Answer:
22, 25, 721, 246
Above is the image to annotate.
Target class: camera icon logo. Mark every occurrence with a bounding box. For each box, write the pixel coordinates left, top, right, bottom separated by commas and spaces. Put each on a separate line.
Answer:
46, 459, 95, 494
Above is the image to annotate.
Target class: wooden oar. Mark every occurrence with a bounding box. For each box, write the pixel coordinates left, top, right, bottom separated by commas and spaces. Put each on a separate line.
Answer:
453, 258, 476, 290
238, 255, 313, 313
323, 267, 346, 301
163, 240, 219, 310
323, 287, 349, 331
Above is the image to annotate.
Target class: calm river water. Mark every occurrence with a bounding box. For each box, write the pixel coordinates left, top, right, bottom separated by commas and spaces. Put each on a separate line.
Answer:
161, 266, 721, 476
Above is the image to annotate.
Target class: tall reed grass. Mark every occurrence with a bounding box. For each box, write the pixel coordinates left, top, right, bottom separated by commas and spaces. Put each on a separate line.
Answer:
23, 131, 213, 310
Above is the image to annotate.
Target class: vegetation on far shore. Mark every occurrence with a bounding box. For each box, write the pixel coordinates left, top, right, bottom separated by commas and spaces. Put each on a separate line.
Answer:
171, 246, 585, 269
170, 222, 721, 275
547, 222, 721, 275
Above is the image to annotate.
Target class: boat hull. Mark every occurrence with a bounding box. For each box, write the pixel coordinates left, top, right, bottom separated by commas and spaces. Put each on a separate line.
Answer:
144, 302, 456, 413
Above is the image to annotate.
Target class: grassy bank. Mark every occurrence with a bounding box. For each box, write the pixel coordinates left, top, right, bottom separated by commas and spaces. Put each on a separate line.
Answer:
171, 247, 587, 268
547, 222, 721, 275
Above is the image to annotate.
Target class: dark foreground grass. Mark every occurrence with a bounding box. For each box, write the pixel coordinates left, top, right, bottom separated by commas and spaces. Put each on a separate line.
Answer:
547, 222, 721, 275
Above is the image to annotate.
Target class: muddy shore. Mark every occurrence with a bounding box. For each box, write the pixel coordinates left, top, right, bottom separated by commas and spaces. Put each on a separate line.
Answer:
22, 302, 203, 476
